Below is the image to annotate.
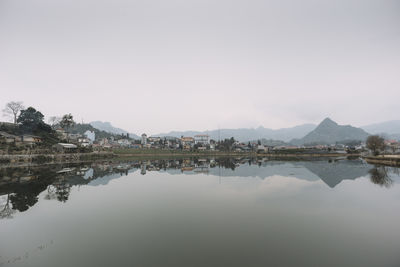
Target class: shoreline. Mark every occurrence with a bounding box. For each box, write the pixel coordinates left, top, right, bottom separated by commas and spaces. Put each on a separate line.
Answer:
0, 150, 363, 168
362, 155, 400, 167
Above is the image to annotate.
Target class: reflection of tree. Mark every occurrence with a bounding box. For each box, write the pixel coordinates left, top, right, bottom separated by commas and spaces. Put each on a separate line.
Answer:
5, 168, 58, 212
0, 194, 16, 219
217, 158, 236, 170
369, 166, 393, 188
44, 185, 58, 200
54, 183, 71, 202
10, 191, 39, 212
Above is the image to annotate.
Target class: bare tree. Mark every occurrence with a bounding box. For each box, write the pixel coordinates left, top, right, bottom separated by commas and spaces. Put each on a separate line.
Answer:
2, 101, 24, 124
366, 135, 386, 156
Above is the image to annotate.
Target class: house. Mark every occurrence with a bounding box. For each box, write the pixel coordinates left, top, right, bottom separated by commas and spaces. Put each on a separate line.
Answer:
84, 130, 95, 143
131, 144, 142, 149
148, 136, 161, 144
21, 135, 42, 145
194, 134, 209, 145
0, 131, 20, 144
141, 133, 147, 145
53, 143, 78, 153
257, 145, 267, 153
78, 137, 91, 147
67, 133, 82, 141
209, 143, 215, 150
385, 140, 400, 154
117, 139, 131, 147
181, 137, 194, 150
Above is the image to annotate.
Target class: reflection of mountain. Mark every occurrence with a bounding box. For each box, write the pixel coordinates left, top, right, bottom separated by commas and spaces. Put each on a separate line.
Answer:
297, 160, 370, 188
1, 158, 399, 218
205, 162, 320, 182
167, 159, 371, 188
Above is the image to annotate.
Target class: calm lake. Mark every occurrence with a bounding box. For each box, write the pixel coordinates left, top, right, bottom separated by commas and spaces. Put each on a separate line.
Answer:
1, 157, 400, 267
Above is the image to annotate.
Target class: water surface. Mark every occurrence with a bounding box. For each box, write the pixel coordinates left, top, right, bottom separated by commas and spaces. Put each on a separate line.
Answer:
1, 158, 399, 267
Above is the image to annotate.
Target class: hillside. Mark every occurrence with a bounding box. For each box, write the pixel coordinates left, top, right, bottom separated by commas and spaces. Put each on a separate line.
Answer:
89, 121, 140, 139
291, 118, 369, 145
361, 120, 400, 135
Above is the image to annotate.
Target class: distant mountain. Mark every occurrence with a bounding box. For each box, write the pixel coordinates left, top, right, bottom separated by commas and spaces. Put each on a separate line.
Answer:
291, 118, 369, 145
155, 124, 316, 142
89, 121, 140, 139
361, 120, 400, 135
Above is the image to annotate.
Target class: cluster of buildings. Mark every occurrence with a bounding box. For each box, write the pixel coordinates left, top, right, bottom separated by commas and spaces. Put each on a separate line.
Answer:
0, 131, 43, 147
384, 139, 400, 154
139, 133, 214, 150
2, 121, 400, 155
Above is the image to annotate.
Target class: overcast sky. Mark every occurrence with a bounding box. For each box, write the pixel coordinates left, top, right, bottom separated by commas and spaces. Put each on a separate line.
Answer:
0, 0, 399, 134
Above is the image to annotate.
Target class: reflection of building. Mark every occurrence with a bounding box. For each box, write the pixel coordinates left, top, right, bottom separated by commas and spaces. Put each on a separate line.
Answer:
194, 159, 210, 173
181, 167, 194, 172
194, 134, 209, 145
140, 162, 147, 175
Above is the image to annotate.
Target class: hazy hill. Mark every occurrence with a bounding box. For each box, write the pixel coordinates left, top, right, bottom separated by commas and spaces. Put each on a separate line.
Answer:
155, 124, 316, 142
291, 118, 369, 145
90, 121, 140, 139
361, 120, 400, 135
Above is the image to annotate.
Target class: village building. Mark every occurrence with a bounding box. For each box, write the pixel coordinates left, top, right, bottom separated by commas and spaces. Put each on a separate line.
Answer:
0, 131, 20, 144
141, 133, 147, 145
385, 140, 400, 154
194, 134, 209, 145
117, 139, 131, 147
148, 136, 161, 144
181, 137, 194, 150
21, 135, 42, 145
84, 130, 95, 143
53, 143, 78, 153
78, 137, 91, 147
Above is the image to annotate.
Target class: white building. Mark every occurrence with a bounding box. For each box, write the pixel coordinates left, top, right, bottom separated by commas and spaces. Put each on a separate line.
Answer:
194, 134, 209, 145
141, 133, 147, 145
117, 139, 131, 147
84, 130, 95, 143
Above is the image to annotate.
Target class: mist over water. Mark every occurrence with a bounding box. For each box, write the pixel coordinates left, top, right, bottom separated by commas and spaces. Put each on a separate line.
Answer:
1, 158, 400, 267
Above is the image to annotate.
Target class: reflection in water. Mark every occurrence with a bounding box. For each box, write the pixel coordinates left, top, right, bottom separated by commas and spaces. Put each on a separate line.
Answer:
0, 194, 15, 219
369, 166, 394, 188
0, 158, 399, 219
1, 158, 400, 267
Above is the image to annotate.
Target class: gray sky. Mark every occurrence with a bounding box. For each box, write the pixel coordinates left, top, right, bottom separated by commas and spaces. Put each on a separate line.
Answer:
0, 0, 399, 135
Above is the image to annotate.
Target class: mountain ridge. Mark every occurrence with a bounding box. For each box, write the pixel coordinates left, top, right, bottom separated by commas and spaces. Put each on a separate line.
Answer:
361, 120, 400, 135
291, 117, 369, 145
154, 124, 317, 142
87, 119, 400, 143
